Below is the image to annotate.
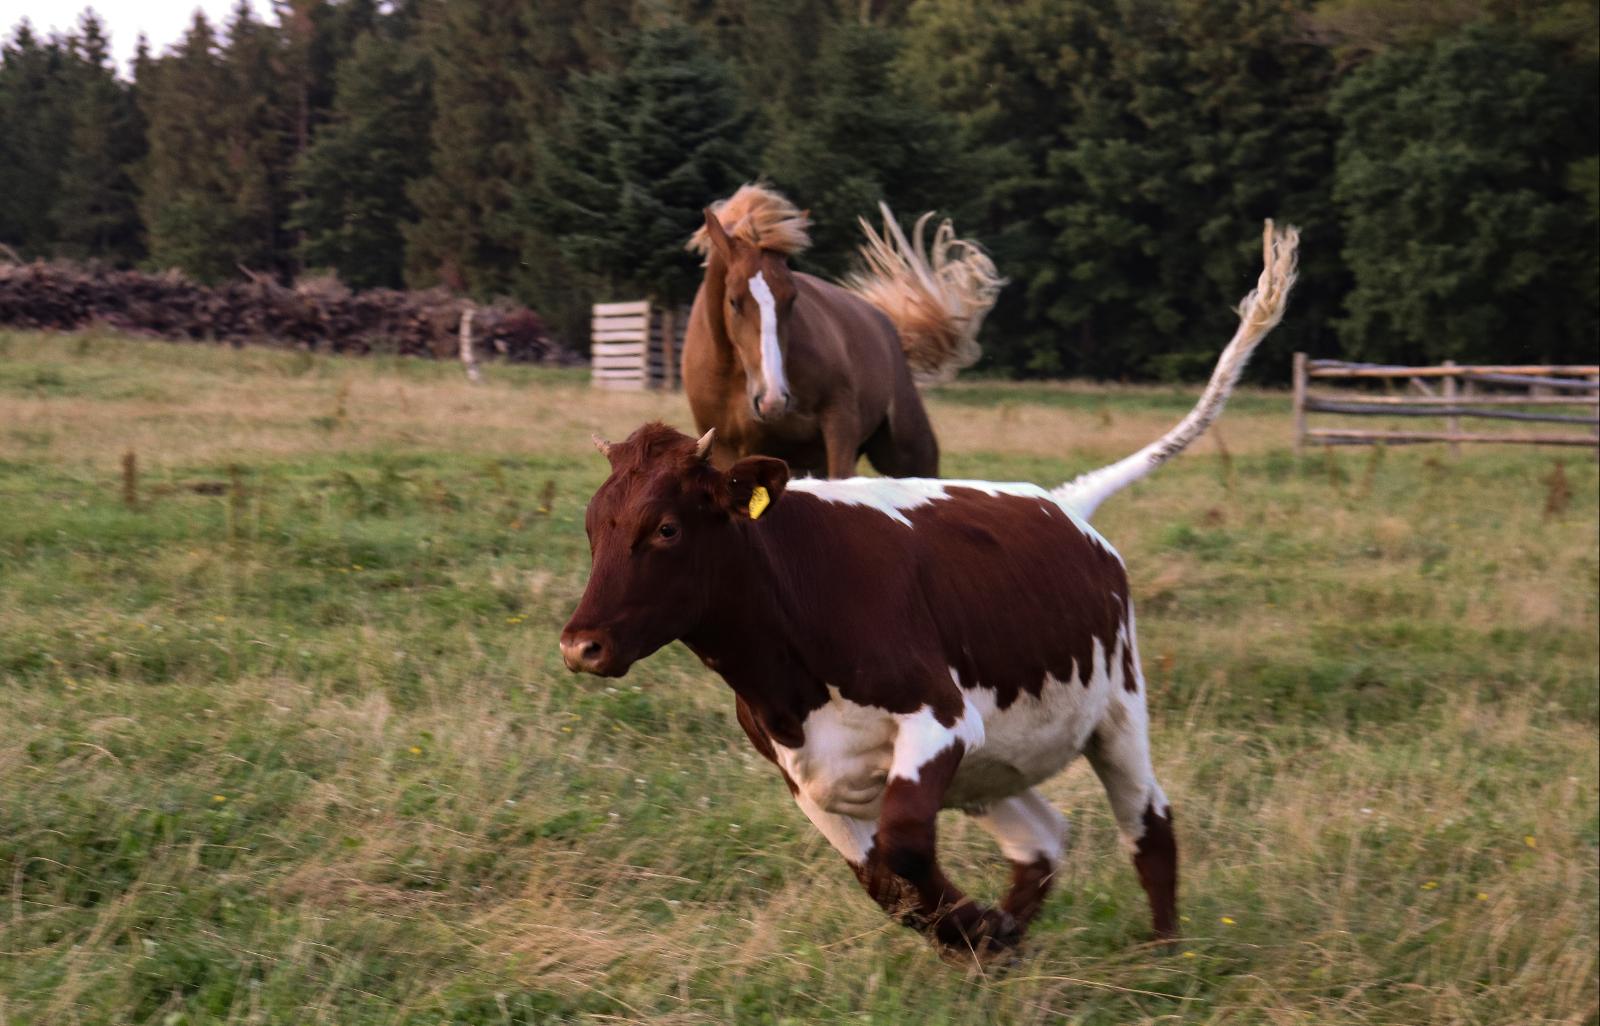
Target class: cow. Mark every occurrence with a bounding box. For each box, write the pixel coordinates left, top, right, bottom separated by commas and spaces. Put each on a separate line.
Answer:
560, 222, 1298, 954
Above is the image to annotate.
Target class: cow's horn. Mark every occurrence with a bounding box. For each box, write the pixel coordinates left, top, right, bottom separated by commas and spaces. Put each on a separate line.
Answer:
694, 428, 715, 461
592, 433, 613, 458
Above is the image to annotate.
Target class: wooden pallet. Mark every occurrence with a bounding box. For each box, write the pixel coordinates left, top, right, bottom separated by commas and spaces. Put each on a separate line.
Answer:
590, 300, 687, 390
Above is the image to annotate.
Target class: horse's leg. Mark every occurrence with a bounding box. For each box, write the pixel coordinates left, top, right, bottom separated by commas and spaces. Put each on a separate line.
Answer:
865, 385, 939, 478
820, 409, 863, 478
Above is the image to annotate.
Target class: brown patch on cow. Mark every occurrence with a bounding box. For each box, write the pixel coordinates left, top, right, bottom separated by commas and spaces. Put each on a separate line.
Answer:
1120, 632, 1139, 694
1132, 802, 1179, 940
734, 697, 799, 796
865, 744, 1021, 952
895, 487, 1128, 705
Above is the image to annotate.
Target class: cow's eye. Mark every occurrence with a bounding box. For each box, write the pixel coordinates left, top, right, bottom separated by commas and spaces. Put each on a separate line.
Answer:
657, 522, 679, 540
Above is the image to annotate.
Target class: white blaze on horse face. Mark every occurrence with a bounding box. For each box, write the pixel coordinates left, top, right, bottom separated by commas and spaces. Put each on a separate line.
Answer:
747, 271, 789, 411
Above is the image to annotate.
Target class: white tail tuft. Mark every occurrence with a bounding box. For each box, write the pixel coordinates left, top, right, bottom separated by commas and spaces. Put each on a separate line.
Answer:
844, 203, 1006, 386
1055, 219, 1300, 520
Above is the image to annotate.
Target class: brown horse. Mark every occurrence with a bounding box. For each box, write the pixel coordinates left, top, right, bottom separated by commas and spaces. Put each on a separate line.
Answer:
682, 185, 1003, 478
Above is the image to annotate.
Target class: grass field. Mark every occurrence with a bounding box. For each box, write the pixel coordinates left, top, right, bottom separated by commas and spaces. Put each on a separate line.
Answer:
1, 330, 1596, 1025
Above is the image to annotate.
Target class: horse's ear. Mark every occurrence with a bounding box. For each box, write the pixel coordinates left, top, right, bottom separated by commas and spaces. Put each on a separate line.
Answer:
702, 208, 733, 262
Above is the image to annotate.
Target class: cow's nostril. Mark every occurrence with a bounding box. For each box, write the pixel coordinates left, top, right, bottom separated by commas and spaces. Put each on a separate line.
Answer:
560, 633, 608, 673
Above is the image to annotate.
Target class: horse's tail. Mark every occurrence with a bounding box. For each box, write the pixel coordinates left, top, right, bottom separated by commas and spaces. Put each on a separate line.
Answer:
1054, 219, 1300, 521
844, 203, 1006, 386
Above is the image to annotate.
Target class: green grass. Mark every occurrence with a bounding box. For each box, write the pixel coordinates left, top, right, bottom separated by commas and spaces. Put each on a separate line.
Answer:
1, 331, 1595, 1024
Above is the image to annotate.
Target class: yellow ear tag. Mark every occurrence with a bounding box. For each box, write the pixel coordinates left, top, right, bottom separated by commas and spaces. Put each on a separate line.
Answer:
747, 485, 771, 521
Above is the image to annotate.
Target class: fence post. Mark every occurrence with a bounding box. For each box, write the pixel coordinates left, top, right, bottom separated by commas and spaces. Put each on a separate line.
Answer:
1292, 352, 1308, 457
1442, 360, 1459, 456
458, 306, 481, 384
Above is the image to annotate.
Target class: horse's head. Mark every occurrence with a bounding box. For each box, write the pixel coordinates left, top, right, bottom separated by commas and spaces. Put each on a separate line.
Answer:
701, 208, 798, 421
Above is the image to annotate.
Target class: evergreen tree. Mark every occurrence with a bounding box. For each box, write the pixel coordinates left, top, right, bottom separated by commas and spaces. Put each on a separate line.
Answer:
219, 0, 292, 273
1331, 21, 1598, 364
1043, 0, 1339, 381
291, 29, 432, 287
0, 21, 72, 256
403, 0, 528, 295
52, 11, 144, 262
899, 0, 1089, 373
138, 13, 245, 280
506, 0, 631, 342
537, 22, 752, 303
762, 21, 966, 277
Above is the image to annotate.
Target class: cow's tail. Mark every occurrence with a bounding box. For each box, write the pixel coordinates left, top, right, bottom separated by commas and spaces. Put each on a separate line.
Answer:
843, 203, 1006, 386
1054, 219, 1300, 521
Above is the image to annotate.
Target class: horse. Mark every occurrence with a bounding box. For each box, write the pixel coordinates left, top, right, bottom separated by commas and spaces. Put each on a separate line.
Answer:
681, 184, 1003, 478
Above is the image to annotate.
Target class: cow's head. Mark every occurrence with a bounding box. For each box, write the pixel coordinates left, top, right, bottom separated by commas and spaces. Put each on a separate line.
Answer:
701, 208, 799, 421
559, 422, 789, 677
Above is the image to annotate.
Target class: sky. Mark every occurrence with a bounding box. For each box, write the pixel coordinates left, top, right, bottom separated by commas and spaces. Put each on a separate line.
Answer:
4, 1, 276, 76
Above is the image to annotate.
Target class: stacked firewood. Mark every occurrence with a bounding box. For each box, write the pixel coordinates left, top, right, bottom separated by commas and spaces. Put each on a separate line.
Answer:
0, 261, 574, 364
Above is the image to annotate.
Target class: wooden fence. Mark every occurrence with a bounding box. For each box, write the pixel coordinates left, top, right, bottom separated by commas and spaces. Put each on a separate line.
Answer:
589, 300, 687, 391
1292, 355, 1600, 454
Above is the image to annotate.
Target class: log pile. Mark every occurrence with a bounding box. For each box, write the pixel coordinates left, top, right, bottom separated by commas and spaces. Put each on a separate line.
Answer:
0, 261, 575, 364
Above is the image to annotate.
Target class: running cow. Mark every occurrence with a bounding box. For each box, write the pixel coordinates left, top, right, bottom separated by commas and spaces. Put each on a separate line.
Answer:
562, 223, 1299, 954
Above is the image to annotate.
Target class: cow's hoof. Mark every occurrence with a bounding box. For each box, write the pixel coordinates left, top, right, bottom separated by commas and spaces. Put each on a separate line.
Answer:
936, 906, 1022, 956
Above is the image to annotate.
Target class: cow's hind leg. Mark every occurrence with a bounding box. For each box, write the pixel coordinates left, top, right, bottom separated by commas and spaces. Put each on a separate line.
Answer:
1084, 698, 1178, 939
969, 789, 1069, 929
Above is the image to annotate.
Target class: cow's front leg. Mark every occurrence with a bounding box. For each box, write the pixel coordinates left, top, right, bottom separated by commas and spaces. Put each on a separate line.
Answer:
869, 710, 1018, 952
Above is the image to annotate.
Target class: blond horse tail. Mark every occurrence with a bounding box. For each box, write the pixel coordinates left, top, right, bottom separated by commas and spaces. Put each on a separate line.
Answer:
1054, 219, 1301, 521
844, 203, 1006, 386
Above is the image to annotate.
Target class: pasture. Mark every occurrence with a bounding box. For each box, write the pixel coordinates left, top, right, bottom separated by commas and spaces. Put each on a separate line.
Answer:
0, 330, 1595, 1025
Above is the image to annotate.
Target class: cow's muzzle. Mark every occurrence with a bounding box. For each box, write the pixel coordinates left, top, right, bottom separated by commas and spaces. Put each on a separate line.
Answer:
559, 629, 623, 676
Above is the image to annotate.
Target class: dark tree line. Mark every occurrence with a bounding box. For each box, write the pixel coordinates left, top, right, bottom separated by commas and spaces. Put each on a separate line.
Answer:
2, 0, 1595, 378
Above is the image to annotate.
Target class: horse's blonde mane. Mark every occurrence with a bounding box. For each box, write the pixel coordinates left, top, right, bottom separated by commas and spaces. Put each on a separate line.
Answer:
686, 183, 812, 259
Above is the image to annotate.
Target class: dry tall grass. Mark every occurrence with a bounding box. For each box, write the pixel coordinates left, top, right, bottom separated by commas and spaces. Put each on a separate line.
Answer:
0, 332, 1595, 1025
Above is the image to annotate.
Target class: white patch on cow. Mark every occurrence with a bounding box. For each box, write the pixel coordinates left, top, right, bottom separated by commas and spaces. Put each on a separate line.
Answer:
790, 789, 877, 866
1086, 690, 1168, 852
788, 476, 1118, 556
888, 700, 986, 783
971, 789, 1069, 865
772, 686, 897, 820
944, 644, 1113, 810
748, 271, 788, 402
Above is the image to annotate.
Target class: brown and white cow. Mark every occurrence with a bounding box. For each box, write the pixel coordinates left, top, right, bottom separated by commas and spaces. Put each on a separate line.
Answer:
560, 223, 1298, 954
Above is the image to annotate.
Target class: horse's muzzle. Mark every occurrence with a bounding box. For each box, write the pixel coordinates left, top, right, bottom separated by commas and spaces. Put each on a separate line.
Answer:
754, 389, 790, 420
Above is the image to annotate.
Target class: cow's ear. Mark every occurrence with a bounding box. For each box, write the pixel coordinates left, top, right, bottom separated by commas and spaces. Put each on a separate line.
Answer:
724, 456, 789, 521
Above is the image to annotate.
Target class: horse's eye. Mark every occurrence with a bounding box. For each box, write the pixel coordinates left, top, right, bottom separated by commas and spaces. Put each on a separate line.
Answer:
729, 297, 743, 315
657, 522, 679, 539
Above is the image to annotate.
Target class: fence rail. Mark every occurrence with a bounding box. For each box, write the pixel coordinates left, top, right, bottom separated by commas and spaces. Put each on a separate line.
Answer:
1292, 354, 1600, 454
